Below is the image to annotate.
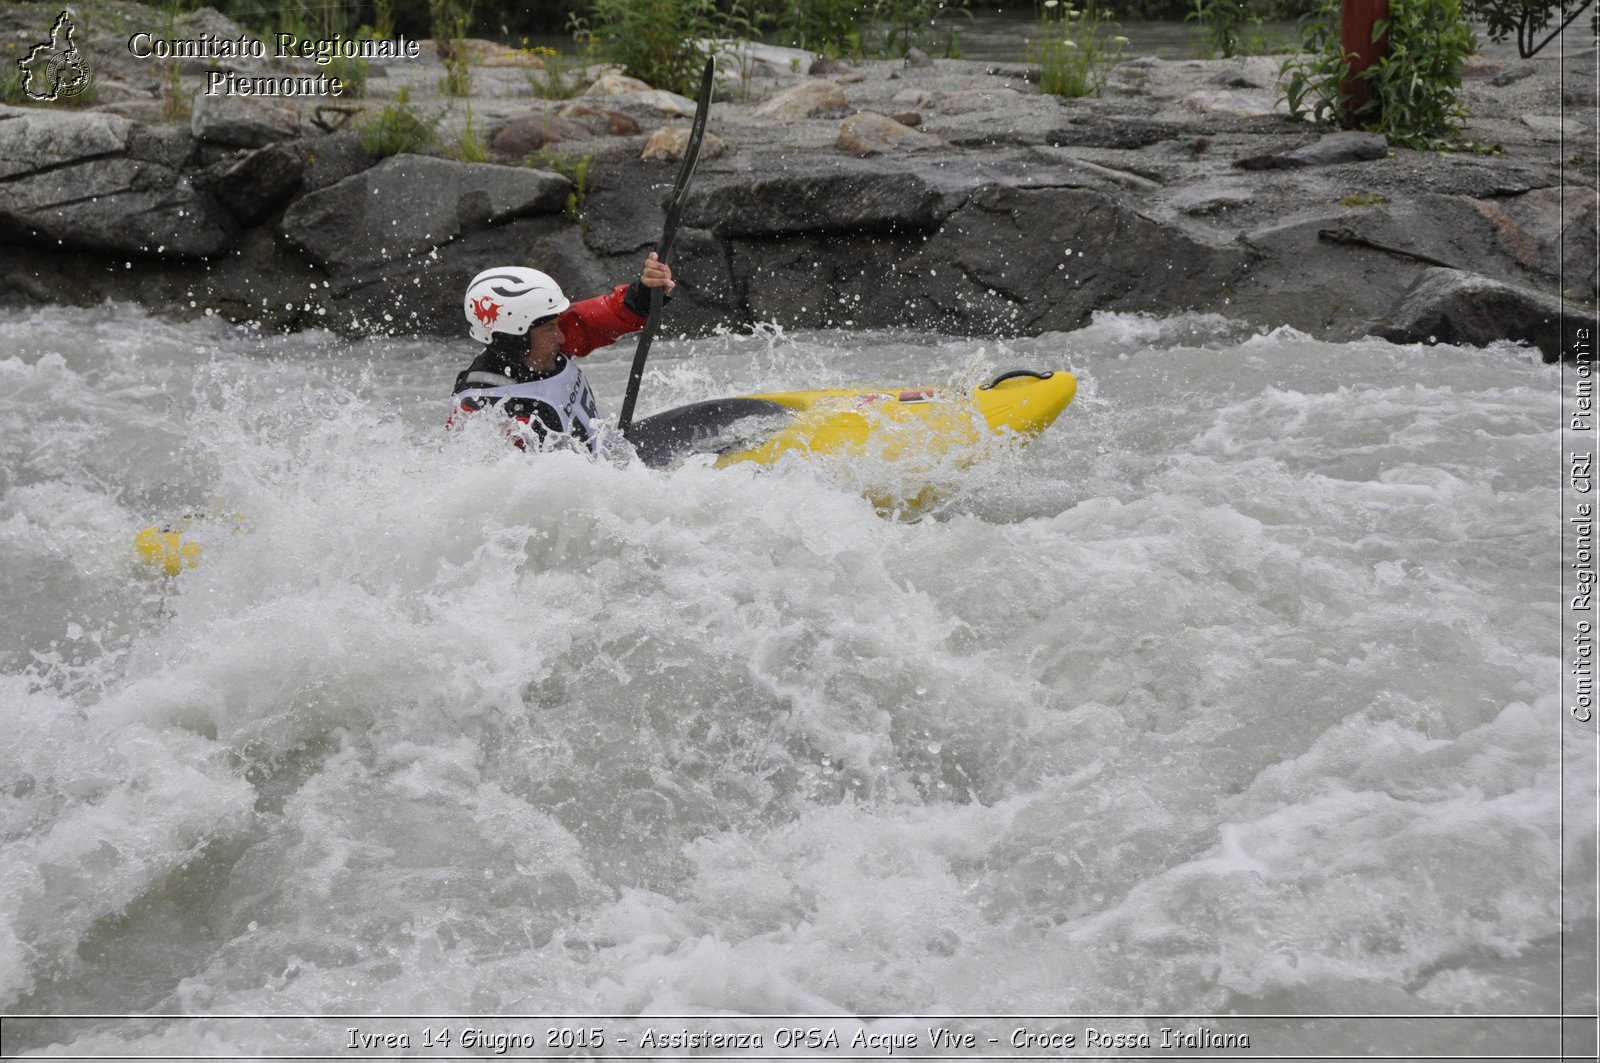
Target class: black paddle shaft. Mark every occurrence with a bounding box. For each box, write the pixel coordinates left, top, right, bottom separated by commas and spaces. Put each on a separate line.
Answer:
617, 57, 716, 440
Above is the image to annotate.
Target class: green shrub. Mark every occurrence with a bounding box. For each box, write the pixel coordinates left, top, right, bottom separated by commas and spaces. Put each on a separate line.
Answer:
1280, 0, 1489, 152
448, 103, 490, 161
1028, 0, 1128, 98
767, 0, 862, 54
571, 0, 753, 96
521, 42, 586, 98
360, 86, 441, 156
1186, 0, 1283, 56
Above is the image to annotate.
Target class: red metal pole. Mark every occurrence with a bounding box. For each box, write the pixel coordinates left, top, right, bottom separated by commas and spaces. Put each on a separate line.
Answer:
1339, 0, 1390, 120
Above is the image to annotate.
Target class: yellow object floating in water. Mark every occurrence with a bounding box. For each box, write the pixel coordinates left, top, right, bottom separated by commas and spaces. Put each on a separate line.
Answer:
628, 368, 1078, 517
133, 525, 201, 577
721, 369, 1077, 467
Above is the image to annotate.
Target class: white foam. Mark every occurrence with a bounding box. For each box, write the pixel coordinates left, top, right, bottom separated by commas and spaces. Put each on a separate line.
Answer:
0, 304, 1572, 1048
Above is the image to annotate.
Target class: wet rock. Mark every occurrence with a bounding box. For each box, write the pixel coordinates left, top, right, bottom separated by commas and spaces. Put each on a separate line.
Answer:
556, 103, 641, 137
1235, 131, 1389, 170
1173, 88, 1281, 118
191, 94, 302, 148
900, 184, 1249, 333
1373, 267, 1592, 362
1565, 63, 1599, 109
126, 124, 197, 170
1047, 119, 1198, 150
809, 57, 854, 76
1486, 186, 1599, 301
1171, 182, 1253, 216
684, 168, 945, 237
298, 132, 379, 193
1520, 115, 1581, 141
1208, 69, 1263, 89
194, 132, 375, 226
0, 271, 65, 306
752, 81, 847, 119
1490, 65, 1536, 87
0, 107, 130, 179
583, 76, 698, 117
0, 108, 231, 258
920, 86, 1028, 115
836, 111, 944, 155
490, 115, 593, 156
640, 126, 730, 162
904, 48, 935, 68
195, 140, 307, 225
584, 73, 651, 96
0, 157, 232, 258
279, 155, 571, 271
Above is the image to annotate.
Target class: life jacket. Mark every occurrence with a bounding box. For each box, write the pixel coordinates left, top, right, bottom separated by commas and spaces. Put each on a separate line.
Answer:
447, 281, 650, 453
454, 357, 600, 453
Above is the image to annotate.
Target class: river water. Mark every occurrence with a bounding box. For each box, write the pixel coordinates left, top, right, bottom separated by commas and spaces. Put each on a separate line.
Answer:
0, 304, 1588, 1057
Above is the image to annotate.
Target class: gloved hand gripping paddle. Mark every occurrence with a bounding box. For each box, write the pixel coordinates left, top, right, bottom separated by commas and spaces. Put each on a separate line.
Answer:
617, 56, 716, 441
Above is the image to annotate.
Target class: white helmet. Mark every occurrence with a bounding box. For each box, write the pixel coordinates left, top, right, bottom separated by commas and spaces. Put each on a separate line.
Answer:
463, 267, 571, 344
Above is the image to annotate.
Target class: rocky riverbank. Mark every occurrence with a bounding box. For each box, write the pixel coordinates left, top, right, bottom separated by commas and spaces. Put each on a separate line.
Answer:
1, 2, 1595, 359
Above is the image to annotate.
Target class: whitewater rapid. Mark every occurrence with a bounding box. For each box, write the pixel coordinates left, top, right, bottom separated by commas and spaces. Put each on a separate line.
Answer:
0, 304, 1588, 1057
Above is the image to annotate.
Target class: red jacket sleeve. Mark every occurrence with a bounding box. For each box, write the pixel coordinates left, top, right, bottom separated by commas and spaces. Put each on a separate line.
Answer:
559, 284, 648, 358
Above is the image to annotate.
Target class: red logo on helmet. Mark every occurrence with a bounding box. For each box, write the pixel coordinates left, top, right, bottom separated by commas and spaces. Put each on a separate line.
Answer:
471, 296, 500, 326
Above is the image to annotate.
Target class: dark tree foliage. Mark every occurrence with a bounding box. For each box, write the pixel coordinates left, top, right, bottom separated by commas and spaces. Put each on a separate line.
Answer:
1462, 0, 1598, 57
205, 0, 1328, 44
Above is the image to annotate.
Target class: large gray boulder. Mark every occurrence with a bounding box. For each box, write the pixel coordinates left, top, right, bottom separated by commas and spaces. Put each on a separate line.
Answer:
0, 107, 129, 178
0, 107, 232, 258
697, 174, 1248, 335
900, 184, 1249, 333
278, 155, 574, 271
684, 168, 949, 237
195, 132, 376, 226
191, 94, 302, 149
1374, 267, 1594, 361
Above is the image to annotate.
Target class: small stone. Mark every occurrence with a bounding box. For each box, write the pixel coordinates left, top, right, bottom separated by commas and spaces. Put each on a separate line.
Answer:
490, 115, 593, 156
556, 103, 641, 136
835, 111, 943, 156
584, 73, 652, 96
640, 126, 729, 162
752, 81, 847, 119
809, 57, 854, 76
1235, 131, 1388, 170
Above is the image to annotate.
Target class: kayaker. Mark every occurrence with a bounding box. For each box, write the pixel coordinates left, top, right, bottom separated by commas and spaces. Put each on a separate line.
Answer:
450, 252, 674, 452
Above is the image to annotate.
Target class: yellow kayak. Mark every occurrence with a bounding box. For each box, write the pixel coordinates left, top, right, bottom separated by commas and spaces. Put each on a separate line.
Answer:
630, 368, 1076, 470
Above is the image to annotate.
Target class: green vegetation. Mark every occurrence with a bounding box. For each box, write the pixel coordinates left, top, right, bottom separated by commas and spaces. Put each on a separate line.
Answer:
520, 42, 586, 98
569, 0, 752, 96
176, 0, 1329, 44
435, 0, 475, 96
1280, 0, 1493, 152
447, 102, 490, 160
1463, 0, 1598, 58
159, 1, 194, 118
1185, 0, 1287, 57
359, 85, 440, 157
1337, 191, 1388, 207
543, 149, 592, 219
1029, 0, 1129, 98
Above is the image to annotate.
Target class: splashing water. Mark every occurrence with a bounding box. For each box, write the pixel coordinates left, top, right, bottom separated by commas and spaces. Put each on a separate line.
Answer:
0, 304, 1583, 1055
